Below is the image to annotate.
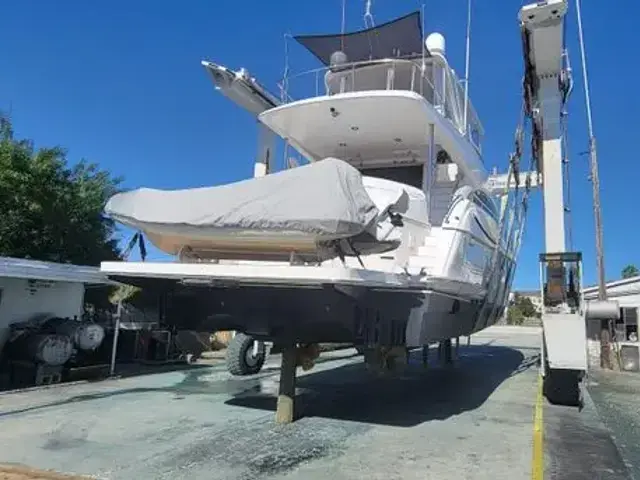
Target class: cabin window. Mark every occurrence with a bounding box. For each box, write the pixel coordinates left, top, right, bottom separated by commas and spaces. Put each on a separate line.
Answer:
471, 190, 499, 221
360, 165, 423, 190
617, 307, 638, 342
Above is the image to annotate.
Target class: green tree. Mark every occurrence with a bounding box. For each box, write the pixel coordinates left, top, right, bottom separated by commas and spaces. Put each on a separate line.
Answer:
0, 113, 123, 265
518, 295, 540, 318
622, 264, 639, 279
506, 292, 541, 325
506, 303, 525, 325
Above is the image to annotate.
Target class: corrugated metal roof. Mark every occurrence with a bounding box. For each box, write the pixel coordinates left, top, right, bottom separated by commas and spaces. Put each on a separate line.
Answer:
583, 275, 640, 294
0, 256, 114, 285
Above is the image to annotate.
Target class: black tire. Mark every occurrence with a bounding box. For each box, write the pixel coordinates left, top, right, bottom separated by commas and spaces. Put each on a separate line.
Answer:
226, 333, 266, 376
543, 369, 581, 407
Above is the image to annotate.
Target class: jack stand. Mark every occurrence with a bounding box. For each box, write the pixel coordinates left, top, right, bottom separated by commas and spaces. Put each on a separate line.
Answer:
422, 345, 429, 368
296, 343, 320, 371
275, 345, 297, 424
438, 339, 453, 366
364, 346, 408, 374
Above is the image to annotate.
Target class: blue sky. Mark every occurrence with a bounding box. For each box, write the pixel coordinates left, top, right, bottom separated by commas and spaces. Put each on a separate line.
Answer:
0, 1, 636, 289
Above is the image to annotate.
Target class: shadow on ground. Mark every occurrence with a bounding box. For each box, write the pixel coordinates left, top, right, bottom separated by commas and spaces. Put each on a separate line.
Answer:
225, 344, 536, 427
0, 345, 538, 429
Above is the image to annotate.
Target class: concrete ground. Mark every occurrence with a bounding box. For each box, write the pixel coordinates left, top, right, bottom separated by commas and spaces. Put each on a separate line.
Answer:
545, 385, 631, 479
0, 326, 632, 479
587, 369, 640, 479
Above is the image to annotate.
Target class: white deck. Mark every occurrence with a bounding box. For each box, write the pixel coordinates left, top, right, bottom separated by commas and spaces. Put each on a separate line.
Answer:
100, 260, 486, 300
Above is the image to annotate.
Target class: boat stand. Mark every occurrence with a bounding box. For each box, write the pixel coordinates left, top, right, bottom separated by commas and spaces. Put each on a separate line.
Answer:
421, 345, 429, 367
274, 343, 320, 423
275, 345, 297, 424
438, 339, 454, 366
423, 337, 460, 368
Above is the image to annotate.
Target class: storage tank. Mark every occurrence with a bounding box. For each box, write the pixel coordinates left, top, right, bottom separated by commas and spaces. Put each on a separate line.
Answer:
46, 317, 106, 351
6, 333, 74, 366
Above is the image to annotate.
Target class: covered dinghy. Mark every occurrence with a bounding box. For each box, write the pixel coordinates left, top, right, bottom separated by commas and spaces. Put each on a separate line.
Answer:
105, 158, 409, 262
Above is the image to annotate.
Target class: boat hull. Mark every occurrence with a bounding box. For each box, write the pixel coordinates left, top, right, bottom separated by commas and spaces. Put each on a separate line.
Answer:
107, 272, 503, 348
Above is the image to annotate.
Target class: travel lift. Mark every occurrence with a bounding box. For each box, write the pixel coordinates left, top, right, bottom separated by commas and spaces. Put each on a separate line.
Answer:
519, 0, 618, 407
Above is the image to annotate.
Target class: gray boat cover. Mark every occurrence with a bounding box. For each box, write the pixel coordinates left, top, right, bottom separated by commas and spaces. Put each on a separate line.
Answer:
105, 158, 404, 259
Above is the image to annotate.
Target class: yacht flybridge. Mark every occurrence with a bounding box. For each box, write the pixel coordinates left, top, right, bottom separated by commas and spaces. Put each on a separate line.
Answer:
101, 8, 525, 373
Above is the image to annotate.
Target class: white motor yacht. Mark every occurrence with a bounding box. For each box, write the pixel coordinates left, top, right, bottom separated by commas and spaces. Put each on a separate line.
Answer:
101, 8, 525, 355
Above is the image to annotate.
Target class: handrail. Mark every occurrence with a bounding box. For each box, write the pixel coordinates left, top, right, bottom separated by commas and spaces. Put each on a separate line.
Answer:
283, 55, 423, 82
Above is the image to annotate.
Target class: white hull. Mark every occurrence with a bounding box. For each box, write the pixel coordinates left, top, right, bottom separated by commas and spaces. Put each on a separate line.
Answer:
101, 258, 503, 347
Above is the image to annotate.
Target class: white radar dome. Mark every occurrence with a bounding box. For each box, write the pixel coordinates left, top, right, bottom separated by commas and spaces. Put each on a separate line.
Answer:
426, 33, 446, 57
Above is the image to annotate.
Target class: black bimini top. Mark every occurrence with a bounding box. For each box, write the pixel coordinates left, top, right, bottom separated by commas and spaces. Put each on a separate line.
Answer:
293, 10, 428, 66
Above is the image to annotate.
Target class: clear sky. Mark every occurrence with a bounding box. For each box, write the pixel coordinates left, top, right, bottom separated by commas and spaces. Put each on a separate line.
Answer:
0, 1, 636, 289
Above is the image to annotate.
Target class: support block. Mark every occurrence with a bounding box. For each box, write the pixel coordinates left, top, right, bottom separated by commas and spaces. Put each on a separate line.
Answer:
422, 345, 429, 367
438, 339, 453, 365
275, 346, 297, 424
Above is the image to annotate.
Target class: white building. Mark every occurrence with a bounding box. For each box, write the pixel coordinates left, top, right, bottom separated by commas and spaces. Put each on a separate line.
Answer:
0, 256, 113, 353
584, 275, 640, 343
583, 275, 640, 370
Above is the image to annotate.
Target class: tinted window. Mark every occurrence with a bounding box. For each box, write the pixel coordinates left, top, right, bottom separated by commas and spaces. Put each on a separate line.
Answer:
361, 165, 423, 189
472, 191, 499, 220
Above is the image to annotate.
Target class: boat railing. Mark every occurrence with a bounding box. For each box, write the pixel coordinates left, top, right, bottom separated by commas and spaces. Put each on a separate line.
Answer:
278, 56, 484, 155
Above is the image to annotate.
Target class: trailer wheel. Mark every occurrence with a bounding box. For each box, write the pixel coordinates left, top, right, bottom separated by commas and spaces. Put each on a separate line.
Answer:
543, 369, 581, 407
226, 333, 266, 376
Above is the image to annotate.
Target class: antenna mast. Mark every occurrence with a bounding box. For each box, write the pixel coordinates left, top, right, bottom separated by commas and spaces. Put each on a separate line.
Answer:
364, 0, 374, 28
575, 0, 607, 302
463, 0, 472, 134
340, 0, 347, 49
